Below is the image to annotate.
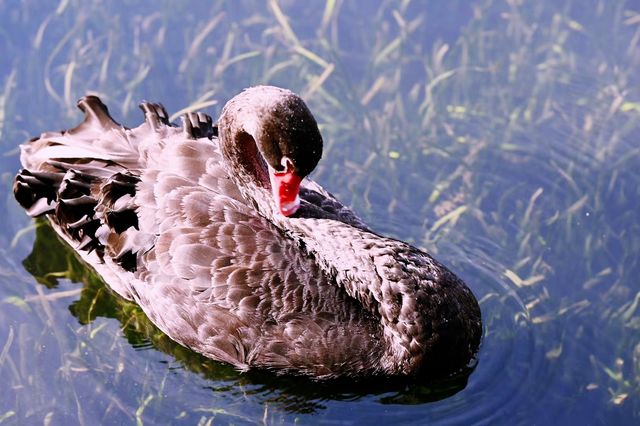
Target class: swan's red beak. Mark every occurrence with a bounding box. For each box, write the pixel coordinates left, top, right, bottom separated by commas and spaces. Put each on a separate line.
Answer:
269, 169, 302, 216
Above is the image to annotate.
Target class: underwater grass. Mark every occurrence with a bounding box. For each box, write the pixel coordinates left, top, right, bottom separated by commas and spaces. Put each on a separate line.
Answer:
1, 0, 639, 423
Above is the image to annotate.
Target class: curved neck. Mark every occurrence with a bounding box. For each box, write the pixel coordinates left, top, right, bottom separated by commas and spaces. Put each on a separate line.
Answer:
216, 122, 441, 373
216, 86, 322, 216
268, 211, 434, 374
215, 87, 461, 374
217, 100, 275, 218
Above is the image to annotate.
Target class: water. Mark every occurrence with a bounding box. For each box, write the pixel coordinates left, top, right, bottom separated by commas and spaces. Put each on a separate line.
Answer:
1, 0, 639, 424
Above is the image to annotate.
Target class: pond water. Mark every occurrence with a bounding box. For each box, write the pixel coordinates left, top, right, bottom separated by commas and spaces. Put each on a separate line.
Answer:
1, 0, 639, 424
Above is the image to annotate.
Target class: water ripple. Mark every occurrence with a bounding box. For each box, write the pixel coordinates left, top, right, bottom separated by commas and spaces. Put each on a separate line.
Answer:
424, 237, 558, 425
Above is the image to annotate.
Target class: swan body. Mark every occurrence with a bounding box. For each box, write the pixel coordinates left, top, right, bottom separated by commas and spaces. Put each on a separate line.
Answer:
14, 86, 481, 379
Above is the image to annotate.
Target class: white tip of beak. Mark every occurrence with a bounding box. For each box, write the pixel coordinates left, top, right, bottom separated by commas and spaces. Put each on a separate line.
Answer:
279, 194, 300, 216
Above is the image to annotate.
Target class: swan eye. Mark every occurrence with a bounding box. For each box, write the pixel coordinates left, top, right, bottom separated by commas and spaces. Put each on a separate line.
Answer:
275, 156, 294, 174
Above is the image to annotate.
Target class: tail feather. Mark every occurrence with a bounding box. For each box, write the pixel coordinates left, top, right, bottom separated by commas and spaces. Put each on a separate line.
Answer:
69, 95, 121, 135
139, 101, 171, 130
15, 94, 216, 293
20, 96, 138, 173
14, 95, 152, 273
13, 169, 62, 216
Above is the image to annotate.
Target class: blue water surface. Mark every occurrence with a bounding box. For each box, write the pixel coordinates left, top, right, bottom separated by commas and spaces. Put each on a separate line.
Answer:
1, 1, 639, 424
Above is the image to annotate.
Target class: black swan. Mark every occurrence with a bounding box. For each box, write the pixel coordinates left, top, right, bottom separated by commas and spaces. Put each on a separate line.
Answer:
14, 86, 481, 379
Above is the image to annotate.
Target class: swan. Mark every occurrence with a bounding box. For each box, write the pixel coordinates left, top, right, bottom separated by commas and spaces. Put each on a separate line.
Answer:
14, 86, 481, 379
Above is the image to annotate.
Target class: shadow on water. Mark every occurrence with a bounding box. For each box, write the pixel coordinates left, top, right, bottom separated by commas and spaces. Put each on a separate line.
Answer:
2, 0, 640, 422
22, 219, 476, 415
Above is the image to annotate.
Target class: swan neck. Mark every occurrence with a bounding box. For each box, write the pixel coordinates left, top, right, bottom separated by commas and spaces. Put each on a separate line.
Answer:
269, 217, 433, 373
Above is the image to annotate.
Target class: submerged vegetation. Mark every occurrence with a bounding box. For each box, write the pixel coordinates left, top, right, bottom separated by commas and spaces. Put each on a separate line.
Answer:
1, 0, 639, 423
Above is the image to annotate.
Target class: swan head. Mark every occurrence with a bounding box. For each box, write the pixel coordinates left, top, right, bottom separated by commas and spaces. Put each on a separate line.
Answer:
218, 86, 323, 217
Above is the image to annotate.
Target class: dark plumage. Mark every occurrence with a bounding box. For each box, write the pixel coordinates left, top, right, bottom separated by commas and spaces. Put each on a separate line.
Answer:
14, 86, 481, 379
